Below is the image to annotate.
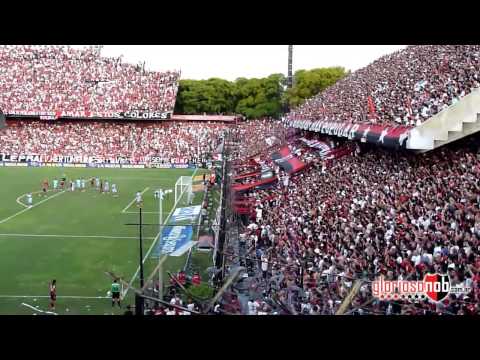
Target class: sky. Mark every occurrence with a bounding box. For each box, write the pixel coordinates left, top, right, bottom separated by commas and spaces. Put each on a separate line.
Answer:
73, 45, 407, 81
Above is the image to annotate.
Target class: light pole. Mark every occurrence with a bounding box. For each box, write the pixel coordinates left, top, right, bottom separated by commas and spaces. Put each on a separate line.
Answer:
136, 206, 145, 316
156, 188, 172, 301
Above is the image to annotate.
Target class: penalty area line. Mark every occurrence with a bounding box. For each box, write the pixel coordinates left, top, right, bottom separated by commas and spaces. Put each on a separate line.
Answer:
21, 303, 58, 315
16, 189, 59, 209
0, 191, 66, 225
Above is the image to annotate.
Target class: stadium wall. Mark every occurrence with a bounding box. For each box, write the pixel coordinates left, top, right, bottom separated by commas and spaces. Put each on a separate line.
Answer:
407, 87, 480, 150
0, 161, 198, 169
5, 110, 172, 121
288, 119, 410, 149
5, 112, 240, 123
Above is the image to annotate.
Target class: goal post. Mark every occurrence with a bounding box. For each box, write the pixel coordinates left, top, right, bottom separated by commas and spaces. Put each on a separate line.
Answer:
175, 176, 193, 206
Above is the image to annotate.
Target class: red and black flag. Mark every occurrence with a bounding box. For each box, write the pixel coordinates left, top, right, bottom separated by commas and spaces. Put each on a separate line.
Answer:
423, 273, 450, 302
271, 146, 306, 174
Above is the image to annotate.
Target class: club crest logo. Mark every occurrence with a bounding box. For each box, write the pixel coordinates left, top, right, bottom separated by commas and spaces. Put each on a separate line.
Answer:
423, 273, 450, 302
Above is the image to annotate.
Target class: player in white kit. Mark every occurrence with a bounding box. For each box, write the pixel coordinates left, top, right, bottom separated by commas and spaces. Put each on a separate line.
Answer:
104, 181, 110, 193
27, 193, 33, 207
53, 178, 59, 191
70, 181, 75, 192
111, 183, 118, 197
76, 179, 81, 189
81, 178, 86, 192
95, 177, 100, 189
136, 191, 143, 207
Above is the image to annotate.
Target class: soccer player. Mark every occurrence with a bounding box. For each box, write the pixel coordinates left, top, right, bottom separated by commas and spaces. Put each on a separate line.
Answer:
53, 178, 59, 191
42, 179, 49, 197
70, 180, 75, 192
90, 177, 95, 188
103, 180, 110, 193
81, 178, 86, 192
135, 190, 143, 207
99, 179, 103, 193
111, 279, 121, 308
26, 193, 33, 207
49, 279, 57, 311
154, 190, 159, 200
111, 183, 118, 197
76, 178, 81, 190
61, 175, 67, 190
187, 189, 194, 205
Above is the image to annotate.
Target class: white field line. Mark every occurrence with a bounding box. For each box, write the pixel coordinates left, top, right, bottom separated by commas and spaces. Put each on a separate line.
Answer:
0, 191, 66, 225
123, 168, 199, 297
16, 194, 31, 208
123, 211, 160, 214
121, 187, 149, 213
16, 189, 57, 208
21, 303, 58, 315
0, 233, 155, 240
2, 295, 109, 299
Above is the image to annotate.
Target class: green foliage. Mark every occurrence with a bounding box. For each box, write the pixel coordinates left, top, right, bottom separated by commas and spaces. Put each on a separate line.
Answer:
187, 283, 215, 301
175, 68, 347, 118
175, 74, 285, 119
175, 78, 236, 114
284, 67, 348, 108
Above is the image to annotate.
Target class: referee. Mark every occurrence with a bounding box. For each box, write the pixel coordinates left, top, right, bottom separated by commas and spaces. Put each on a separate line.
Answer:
111, 279, 121, 308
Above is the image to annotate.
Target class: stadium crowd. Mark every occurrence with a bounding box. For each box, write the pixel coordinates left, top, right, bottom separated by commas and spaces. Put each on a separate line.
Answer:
234, 133, 480, 315
0, 120, 226, 164
0, 45, 179, 113
230, 118, 289, 160
288, 45, 480, 127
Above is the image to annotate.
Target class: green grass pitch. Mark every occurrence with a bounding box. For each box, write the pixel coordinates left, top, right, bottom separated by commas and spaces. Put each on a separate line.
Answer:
0, 166, 211, 315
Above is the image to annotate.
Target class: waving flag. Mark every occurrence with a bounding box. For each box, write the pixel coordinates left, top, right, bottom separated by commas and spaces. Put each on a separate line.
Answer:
271, 146, 306, 174
299, 138, 334, 159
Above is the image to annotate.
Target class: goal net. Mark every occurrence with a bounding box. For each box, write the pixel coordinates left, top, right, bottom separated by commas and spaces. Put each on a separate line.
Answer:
175, 176, 193, 206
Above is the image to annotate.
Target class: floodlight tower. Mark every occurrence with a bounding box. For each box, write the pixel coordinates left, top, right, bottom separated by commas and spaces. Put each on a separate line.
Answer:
283, 45, 294, 114
287, 45, 293, 89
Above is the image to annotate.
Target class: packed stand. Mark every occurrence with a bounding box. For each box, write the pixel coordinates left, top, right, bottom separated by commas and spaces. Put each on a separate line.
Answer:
0, 45, 179, 113
233, 133, 480, 315
288, 45, 480, 127
142, 271, 204, 316
0, 120, 227, 164
230, 118, 289, 161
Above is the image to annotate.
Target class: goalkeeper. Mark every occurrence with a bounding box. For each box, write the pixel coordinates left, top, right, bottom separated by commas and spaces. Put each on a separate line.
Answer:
110, 279, 122, 308
187, 189, 194, 205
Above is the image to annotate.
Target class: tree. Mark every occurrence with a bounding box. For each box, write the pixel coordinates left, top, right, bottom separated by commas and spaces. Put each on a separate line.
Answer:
233, 74, 285, 119
284, 67, 348, 108
174, 68, 346, 118
175, 78, 235, 114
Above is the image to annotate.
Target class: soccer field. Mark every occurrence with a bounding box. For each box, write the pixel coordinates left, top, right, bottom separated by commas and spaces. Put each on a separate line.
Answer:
0, 166, 210, 315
